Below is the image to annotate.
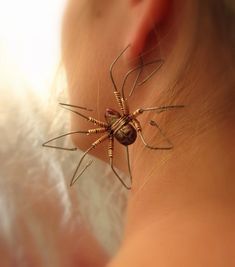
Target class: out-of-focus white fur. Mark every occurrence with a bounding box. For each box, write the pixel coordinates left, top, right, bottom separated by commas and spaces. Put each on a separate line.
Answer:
0, 64, 128, 266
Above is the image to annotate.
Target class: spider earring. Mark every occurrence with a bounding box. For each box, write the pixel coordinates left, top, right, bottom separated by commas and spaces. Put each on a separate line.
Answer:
43, 45, 184, 190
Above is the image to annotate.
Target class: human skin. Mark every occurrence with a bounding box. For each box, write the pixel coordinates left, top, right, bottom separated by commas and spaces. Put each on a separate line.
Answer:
62, 0, 235, 266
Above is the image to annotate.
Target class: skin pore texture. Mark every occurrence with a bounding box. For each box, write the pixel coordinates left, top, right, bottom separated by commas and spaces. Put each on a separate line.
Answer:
62, 0, 235, 266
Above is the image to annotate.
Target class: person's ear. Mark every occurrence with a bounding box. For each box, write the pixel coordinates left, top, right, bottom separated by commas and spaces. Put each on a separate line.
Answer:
126, 0, 170, 59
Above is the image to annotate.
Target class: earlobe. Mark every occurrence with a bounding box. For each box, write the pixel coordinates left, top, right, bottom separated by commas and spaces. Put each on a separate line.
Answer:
126, 0, 170, 60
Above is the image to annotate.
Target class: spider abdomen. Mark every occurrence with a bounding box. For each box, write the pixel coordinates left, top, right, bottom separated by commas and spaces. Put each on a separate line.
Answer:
105, 108, 137, 146
115, 124, 137, 146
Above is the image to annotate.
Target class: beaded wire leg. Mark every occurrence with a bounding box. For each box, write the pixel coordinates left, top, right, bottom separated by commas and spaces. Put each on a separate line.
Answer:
113, 50, 184, 150
131, 105, 185, 149
42, 104, 111, 185
108, 46, 170, 188
59, 102, 134, 188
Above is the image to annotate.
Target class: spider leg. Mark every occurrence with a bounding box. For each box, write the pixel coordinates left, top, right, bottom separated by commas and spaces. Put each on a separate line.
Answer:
59, 103, 93, 111
132, 105, 185, 118
137, 59, 164, 86
110, 45, 130, 92
121, 56, 144, 99
109, 45, 132, 115
126, 146, 133, 186
42, 130, 88, 151
116, 58, 163, 116
60, 104, 108, 128
132, 119, 173, 150
121, 58, 163, 98
43, 127, 107, 151
142, 105, 185, 113
108, 136, 131, 190
111, 55, 144, 115
130, 105, 184, 150
147, 120, 173, 149
70, 133, 110, 186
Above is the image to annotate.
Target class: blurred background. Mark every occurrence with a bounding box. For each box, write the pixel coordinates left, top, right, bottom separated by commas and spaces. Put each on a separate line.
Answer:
0, 1, 127, 266
0, 0, 63, 99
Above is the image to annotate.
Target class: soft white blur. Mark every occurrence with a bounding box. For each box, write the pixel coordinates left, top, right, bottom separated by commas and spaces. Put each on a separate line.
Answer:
0, 0, 65, 97
0, 1, 126, 266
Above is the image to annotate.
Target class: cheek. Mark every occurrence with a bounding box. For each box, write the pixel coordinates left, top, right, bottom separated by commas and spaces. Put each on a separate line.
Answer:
63, 28, 123, 132
62, 35, 118, 160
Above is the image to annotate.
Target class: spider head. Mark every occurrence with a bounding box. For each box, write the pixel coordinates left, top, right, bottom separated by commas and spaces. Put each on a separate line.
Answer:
105, 108, 121, 125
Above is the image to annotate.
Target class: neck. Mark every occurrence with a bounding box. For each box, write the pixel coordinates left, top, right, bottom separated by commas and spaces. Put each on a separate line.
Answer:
125, 3, 235, 236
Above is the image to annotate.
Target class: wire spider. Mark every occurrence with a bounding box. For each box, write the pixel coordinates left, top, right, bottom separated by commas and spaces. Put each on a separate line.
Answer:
43, 46, 184, 190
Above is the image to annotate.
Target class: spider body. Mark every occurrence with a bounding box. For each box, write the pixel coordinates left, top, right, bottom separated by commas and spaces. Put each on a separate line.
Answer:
105, 108, 137, 146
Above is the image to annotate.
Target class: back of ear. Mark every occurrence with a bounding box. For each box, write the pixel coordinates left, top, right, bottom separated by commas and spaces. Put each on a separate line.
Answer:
126, 0, 170, 59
